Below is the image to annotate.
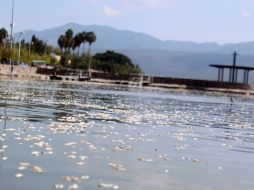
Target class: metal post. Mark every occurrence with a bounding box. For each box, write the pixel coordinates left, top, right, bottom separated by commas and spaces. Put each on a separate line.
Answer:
18, 39, 21, 64
246, 71, 249, 84
232, 51, 237, 83
221, 68, 224, 82
243, 70, 246, 84
10, 0, 15, 50
229, 68, 232, 82
9, 0, 15, 66
218, 68, 221, 81
235, 70, 238, 83
18, 32, 24, 65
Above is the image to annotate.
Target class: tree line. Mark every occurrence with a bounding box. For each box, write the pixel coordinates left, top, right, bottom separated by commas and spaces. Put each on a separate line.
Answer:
0, 26, 142, 75
0, 27, 53, 64
58, 29, 96, 56
57, 28, 141, 75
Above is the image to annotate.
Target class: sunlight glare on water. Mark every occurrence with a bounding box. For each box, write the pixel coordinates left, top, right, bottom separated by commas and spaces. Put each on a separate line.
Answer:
0, 79, 254, 190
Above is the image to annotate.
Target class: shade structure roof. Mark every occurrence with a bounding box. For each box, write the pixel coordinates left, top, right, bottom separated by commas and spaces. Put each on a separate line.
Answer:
210, 64, 254, 71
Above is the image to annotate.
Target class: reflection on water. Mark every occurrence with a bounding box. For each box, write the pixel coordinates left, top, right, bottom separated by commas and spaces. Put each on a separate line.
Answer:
0, 101, 7, 169
0, 79, 254, 190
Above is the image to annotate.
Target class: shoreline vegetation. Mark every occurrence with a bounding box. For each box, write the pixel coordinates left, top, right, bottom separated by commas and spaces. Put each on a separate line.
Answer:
0, 27, 142, 76
0, 64, 253, 97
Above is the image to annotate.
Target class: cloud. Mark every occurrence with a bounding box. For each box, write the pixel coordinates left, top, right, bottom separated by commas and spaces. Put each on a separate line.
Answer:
121, 0, 175, 9
242, 10, 251, 18
103, 5, 121, 17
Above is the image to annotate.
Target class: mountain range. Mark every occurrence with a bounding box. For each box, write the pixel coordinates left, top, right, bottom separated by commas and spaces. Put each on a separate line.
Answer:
15, 23, 254, 82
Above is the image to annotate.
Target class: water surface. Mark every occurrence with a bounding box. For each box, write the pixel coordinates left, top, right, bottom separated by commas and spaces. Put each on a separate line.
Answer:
0, 79, 254, 190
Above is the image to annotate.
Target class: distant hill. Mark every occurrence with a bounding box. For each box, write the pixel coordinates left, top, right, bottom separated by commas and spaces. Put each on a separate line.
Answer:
14, 23, 254, 82
15, 23, 220, 52
119, 49, 254, 82
16, 23, 254, 54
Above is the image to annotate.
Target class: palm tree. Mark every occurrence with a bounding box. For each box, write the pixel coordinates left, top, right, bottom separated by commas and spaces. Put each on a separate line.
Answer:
77, 33, 83, 56
85, 32, 96, 77
73, 33, 82, 56
85, 32, 96, 55
72, 35, 78, 55
58, 35, 66, 53
65, 29, 74, 53
81, 31, 87, 56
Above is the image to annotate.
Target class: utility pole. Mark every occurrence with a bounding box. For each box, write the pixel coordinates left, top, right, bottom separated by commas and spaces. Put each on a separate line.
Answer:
9, 0, 15, 67
10, 0, 15, 50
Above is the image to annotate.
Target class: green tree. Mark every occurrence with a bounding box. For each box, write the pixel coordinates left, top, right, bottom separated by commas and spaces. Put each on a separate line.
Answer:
0, 28, 8, 45
93, 51, 142, 75
31, 35, 45, 55
71, 55, 89, 70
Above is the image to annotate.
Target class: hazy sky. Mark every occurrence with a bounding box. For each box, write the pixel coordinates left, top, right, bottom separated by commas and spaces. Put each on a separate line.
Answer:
0, 0, 253, 43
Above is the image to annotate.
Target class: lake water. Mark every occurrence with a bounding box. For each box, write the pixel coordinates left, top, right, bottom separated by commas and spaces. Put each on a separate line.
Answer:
0, 79, 254, 190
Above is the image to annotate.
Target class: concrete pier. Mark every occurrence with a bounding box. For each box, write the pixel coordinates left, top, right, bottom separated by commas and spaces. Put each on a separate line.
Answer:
0, 64, 49, 80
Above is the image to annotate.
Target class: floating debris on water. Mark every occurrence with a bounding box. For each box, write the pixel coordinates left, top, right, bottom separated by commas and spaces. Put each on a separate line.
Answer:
79, 156, 88, 161
62, 175, 90, 188
1, 80, 254, 190
112, 139, 126, 145
112, 146, 133, 152
109, 163, 126, 171
88, 144, 96, 150
64, 142, 77, 146
76, 162, 85, 166
5, 128, 16, 132
31, 165, 44, 174
68, 183, 79, 190
48, 120, 90, 134
174, 144, 189, 150
63, 176, 80, 183
67, 154, 77, 159
218, 166, 223, 170
20, 162, 30, 167
15, 173, 24, 178
53, 184, 64, 189
18, 166, 27, 170
98, 183, 119, 189
2, 145, 8, 149
158, 154, 171, 161
81, 175, 90, 180
138, 157, 154, 162
31, 151, 40, 157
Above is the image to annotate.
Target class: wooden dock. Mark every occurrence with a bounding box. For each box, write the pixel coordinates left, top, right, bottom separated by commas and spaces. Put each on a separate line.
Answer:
50, 75, 90, 81
49, 68, 91, 81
